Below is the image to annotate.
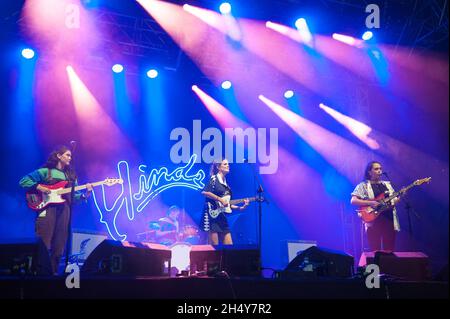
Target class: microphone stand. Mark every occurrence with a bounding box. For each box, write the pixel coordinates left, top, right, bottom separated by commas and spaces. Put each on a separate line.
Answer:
383, 172, 420, 250
64, 149, 77, 274
245, 161, 268, 253
65, 177, 75, 272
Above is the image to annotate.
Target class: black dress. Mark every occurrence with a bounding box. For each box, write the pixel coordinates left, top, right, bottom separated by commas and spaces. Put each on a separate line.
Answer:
200, 175, 232, 233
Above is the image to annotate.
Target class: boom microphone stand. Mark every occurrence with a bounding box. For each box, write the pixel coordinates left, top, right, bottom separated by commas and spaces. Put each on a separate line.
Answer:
383, 172, 421, 250
245, 160, 268, 252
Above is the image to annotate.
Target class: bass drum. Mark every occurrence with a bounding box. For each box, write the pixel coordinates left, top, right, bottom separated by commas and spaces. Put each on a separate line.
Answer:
169, 242, 192, 275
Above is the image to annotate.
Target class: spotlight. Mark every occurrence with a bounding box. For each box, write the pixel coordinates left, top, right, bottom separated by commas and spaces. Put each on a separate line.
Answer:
221, 80, 232, 89
147, 69, 158, 79
112, 64, 124, 73
21, 48, 35, 59
332, 33, 358, 46
294, 18, 313, 45
362, 31, 373, 41
284, 90, 294, 99
295, 18, 307, 30
219, 2, 232, 15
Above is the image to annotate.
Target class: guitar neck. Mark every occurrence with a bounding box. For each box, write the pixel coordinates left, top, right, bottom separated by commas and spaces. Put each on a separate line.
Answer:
383, 183, 415, 202
58, 181, 104, 195
229, 197, 257, 205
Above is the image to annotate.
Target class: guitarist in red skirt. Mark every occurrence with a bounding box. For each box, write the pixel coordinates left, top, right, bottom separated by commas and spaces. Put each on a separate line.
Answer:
351, 161, 402, 252
19, 145, 92, 274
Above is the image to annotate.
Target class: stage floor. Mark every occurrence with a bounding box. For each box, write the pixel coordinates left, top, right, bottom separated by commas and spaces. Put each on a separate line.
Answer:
0, 275, 447, 299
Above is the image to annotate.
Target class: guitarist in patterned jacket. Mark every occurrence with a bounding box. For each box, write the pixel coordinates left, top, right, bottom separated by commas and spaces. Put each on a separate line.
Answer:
200, 159, 249, 245
350, 161, 404, 252
19, 145, 92, 275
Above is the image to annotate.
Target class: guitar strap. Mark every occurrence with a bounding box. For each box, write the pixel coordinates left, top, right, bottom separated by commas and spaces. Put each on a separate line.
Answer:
46, 168, 55, 184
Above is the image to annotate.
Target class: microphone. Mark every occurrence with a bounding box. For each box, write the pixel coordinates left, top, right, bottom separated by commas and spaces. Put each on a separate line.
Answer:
70, 140, 77, 152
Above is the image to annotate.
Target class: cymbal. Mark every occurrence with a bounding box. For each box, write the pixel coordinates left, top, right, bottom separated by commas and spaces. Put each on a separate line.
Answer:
148, 221, 161, 230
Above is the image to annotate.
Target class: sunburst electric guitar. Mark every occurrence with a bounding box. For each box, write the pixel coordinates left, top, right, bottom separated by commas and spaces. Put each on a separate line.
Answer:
25, 178, 123, 211
357, 177, 431, 223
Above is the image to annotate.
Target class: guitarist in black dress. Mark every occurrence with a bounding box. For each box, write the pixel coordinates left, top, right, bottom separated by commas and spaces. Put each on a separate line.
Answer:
200, 159, 249, 245
19, 145, 92, 274
350, 161, 402, 252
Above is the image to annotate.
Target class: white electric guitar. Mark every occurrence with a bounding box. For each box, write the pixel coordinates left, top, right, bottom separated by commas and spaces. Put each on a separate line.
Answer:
207, 195, 263, 219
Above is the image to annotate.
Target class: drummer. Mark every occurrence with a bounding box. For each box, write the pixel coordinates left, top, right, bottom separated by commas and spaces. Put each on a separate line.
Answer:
155, 205, 181, 245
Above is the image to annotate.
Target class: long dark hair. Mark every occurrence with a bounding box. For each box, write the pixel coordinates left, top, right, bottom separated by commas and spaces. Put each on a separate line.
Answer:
43, 145, 77, 181
364, 161, 381, 180
209, 158, 226, 177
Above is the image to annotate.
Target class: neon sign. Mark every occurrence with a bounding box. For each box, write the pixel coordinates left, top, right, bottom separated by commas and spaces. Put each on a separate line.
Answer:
92, 154, 206, 241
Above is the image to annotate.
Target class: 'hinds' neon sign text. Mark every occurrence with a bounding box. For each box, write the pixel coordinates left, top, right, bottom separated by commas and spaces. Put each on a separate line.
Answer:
92, 155, 205, 241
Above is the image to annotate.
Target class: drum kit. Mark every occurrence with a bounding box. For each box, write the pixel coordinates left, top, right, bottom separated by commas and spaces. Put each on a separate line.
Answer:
138, 219, 202, 274
136, 210, 204, 274
139, 219, 202, 246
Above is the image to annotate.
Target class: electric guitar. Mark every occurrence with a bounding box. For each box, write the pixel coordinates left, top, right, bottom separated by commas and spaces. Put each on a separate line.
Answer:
357, 177, 431, 223
25, 178, 123, 211
207, 195, 264, 219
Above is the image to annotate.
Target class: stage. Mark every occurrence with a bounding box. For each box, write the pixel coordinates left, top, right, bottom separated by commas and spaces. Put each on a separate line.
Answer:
0, 275, 447, 299
0, 1, 448, 306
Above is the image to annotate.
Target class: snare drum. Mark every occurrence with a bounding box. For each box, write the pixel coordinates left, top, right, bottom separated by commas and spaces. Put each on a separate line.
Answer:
183, 225, 198, 236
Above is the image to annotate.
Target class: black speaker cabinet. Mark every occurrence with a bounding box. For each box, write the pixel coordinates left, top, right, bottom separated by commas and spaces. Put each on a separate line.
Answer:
81, 240, 171, 276
359, 251, 431, 281
283, 246, 354, 278
190, 245, 261, 277
0, 238, 52, 275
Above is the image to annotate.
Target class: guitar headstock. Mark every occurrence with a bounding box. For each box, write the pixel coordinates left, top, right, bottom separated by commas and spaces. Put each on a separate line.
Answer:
104, 178, 124, 186
414, 177, 431, 186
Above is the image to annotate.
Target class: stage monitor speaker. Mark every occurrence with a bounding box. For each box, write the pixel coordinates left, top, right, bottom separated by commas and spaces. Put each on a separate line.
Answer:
283, 246, 354, 278
0, 238, 52, 275
282, 240, 317, 267
190, 245, 261, 277
81, 240, 171, 276
359, 251, 431, 281
70, 230, 108, 266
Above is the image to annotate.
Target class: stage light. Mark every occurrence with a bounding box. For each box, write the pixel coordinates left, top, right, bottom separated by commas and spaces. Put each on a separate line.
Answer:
295, 18, 306, 30
221, 80, 232, 89
112, 64, 124, 73
219, 2, 232, 15
294, 18, 313, 46
284, 90, 294, 99
147, 69, 158, 78
319, 102, 379, 149
362, 31, 373, 41
21, 48, 35, 59
192, 85, 198, 91
332, 33, 363, 47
